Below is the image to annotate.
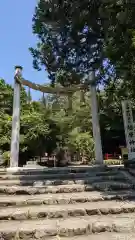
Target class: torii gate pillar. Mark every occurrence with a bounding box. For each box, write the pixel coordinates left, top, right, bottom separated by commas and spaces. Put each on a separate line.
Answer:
10, 66, 22, 168
89, 71, 103, 165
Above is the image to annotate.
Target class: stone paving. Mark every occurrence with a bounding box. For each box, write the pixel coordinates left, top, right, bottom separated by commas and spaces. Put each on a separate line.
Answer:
0, 166, 135, 239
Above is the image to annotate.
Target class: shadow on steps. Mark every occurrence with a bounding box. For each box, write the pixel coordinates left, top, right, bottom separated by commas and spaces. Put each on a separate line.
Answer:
0, 166, 134, 202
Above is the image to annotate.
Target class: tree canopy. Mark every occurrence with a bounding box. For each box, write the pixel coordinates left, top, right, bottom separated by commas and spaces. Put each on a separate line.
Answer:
30, 0, 135, 91
0, 79, 96, 166
30, 0, 105, 85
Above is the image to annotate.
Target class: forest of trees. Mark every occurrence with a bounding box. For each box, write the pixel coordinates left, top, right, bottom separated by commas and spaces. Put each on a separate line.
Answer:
0, 78, 127, 166
2, 1, 135, 165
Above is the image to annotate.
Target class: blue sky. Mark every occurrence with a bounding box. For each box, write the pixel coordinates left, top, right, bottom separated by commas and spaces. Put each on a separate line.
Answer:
0, 1, 49, 100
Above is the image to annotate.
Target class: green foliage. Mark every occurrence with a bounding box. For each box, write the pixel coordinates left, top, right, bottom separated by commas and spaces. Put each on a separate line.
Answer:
0, 79, 13, 152
0, 77, 128, 166
0, 79, 60, 165
68, 129, 94, 160
20, 107, 50, 154
75, 133, 94, 160
0, 112, 12, 149
31, 0, 135, 94
2, 151, 10, 167
30, 0, 104, 85
0, 79, 13, 114
99, 79, 131, 154
49, 92, 94, 162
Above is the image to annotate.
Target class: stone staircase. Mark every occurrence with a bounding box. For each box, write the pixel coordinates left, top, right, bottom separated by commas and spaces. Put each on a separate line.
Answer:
0, 165, 135, 239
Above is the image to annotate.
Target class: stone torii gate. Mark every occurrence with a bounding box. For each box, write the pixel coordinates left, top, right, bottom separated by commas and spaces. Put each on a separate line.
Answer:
9, 66, 103, 170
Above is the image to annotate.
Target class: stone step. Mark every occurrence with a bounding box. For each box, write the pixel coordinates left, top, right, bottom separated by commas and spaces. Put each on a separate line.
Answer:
0, 175, 126, 186
0, 200, 135, 220
128, 169, 135, 178
0, 190, 134, 207
92, 181, 133, 191
0, 181, 133, 195
0, 213, 135, 239
59, 233, 135, 240
4, 166, 108, 175
0, 171, 122, 181
0, 172, 96, 181
0, 184, 92, 195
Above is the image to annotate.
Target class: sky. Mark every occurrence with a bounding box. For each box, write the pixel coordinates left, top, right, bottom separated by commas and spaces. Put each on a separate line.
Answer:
0, 0, 49, 100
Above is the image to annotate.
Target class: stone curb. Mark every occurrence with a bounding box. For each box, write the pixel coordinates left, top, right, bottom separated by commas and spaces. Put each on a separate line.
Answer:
0, 175, 126, 186
0, 171, 121, 179
0, 191, 134, 207
0, 201, 135, 220
5, 166, 107, 174
0, 180, 133, 195
0, 214, 135, 239
58, 233, 135, 240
